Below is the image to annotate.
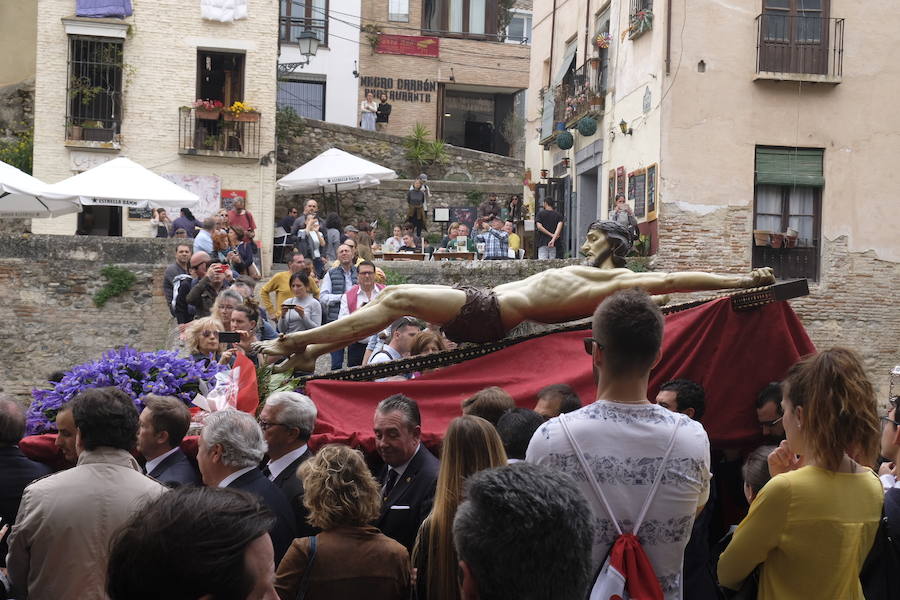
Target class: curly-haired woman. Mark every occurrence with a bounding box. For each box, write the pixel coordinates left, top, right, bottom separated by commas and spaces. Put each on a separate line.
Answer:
275, 444, 411, 599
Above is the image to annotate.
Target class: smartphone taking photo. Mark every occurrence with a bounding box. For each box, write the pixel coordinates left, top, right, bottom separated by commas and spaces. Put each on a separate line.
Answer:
218, 331, 240, 344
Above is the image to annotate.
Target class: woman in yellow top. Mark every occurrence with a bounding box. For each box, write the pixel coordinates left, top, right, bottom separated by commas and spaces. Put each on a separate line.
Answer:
718, 347, 883, 600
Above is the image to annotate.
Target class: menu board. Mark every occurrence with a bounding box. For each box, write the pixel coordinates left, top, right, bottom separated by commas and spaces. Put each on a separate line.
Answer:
629, 170, 647, 219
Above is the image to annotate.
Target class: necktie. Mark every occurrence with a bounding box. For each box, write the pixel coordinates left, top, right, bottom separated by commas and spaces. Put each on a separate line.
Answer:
383, 468, 399, 499
262, 464, 272, 479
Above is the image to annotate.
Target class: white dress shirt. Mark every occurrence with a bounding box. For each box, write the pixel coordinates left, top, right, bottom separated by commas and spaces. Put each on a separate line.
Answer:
266, 445, 308, 481
144, 446, 180, 475
218, 465, 257, 488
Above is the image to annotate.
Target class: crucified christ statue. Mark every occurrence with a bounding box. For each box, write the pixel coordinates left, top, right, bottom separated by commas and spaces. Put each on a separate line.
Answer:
254, 221, 775, 372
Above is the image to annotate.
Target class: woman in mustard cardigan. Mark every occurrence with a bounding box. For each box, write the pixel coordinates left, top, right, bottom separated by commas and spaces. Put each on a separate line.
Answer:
717, 347, 883, 599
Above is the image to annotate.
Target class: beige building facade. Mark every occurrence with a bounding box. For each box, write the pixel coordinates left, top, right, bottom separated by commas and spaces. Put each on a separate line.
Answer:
527, 0, 900, 399
0, 2, 37, 87
358, 0, 531, 158
30, 0, 278, 267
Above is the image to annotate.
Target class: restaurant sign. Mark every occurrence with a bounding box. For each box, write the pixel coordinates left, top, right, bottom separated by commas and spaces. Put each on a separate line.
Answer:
376, 34, 440, 58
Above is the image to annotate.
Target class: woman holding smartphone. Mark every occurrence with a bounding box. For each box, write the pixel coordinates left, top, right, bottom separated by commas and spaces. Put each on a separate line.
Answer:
277, 272, 322, 334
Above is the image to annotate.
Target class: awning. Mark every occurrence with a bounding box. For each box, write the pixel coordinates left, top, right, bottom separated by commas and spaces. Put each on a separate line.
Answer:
277, 148, 397, 193
0, 160, 81, 218
552, 43, 578, 86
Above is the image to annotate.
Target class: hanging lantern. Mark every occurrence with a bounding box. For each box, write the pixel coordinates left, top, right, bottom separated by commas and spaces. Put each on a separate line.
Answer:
577, 117, 598, 137
556, 131, 574, 150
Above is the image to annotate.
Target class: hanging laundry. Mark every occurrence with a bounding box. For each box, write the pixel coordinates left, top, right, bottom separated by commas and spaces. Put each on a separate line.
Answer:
200, 0, 248, 22
75, 0, 133, 18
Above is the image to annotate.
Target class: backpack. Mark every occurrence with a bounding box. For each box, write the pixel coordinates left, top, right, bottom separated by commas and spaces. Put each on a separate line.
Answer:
559, 414, 684, 600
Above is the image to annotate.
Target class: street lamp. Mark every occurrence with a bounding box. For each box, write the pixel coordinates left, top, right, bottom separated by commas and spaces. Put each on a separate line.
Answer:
277, 30, 320, 75
297, 30, 320, 66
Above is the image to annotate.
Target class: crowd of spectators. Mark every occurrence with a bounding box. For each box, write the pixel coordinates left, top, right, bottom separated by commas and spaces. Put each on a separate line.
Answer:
2, 273, 898, 599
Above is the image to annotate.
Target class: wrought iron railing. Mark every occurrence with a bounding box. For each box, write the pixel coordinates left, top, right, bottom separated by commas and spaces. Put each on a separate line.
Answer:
65, 36, 124, 143
752, 242, 819, 281
755, 14, 844, 78
178, 108, 261, 158
552, 64, 604, 127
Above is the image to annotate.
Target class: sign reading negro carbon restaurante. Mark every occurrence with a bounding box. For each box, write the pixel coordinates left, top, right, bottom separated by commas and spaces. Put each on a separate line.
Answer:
361, 76, 436, 103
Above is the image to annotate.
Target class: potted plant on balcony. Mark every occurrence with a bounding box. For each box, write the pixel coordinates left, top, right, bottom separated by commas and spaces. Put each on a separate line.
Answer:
225, 101, 260, 122
628, 9, 653, 38
82, 120, 114, 142
192, 99, 223, 120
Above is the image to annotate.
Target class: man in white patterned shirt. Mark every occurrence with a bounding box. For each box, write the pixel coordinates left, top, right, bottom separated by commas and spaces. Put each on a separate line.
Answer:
526, 289, 711, 599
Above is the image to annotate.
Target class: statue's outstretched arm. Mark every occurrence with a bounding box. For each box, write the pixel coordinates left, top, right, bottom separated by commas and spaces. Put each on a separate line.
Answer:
616, 267, 775, 296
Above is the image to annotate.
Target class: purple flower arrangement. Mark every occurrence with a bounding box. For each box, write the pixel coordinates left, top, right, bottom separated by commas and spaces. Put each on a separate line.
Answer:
27, 346, 224, 435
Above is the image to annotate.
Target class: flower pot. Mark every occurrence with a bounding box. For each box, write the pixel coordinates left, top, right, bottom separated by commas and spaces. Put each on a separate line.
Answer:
753, 230, 771, 246
68, 125, 83, 141
83, 127, 114, 142
784, 235, 798, 248
769, 233, 784, 248
224, 112, 260, 122
195, 109, 221, 120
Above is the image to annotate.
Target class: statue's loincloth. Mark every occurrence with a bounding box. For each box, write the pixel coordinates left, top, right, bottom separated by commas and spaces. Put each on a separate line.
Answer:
441, 286, 507, 343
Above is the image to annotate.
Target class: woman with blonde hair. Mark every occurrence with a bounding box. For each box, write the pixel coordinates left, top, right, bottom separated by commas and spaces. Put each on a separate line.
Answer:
275, 444, 410, 599
185, 316, 225, 363
412, 415, 507, 600
718, 347, 883, 599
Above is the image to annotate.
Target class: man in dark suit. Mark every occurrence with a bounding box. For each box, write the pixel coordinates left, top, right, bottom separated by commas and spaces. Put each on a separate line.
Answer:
373, 394, 440, 553
197, 410, 296, 565
259, 391, 317, 537
137, 395, 200, 487
0, 395, 52, 566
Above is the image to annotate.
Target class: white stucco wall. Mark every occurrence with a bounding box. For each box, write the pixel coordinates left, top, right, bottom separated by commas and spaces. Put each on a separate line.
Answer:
278, 0, 360, 127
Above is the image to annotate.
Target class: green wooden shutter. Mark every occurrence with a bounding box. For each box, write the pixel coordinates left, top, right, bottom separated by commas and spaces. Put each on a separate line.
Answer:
755, 147, 824, 186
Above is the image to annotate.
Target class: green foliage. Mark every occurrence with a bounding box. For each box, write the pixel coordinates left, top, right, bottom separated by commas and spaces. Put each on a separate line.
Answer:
255, 365, 305, 413
404, 123, 448, 171
69, 75, 105, 105
362, 24, 383, 50
425, 232, 442, 245
0, 127, 33, 174
496, 0, 517, 42
626, 256, 653, 272
465, 191, 484, 206
93, 265, 137, 308
630, 234, 652, 257
276, 106, 306, 145
383, 269, 409, 286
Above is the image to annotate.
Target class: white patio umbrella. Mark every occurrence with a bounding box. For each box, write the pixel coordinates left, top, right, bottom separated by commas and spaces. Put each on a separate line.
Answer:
278, 147, 397, 194
0, 160, 81, 218
46, 157, 200, 209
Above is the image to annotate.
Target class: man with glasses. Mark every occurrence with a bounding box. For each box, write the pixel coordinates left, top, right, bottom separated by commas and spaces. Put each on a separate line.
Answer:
258, 391, 318, 536
335, 260, 385, 368
278, 207, 298, 233
756, 382, 785, 443
173, 251, 211, 324
526, 289, 712, 598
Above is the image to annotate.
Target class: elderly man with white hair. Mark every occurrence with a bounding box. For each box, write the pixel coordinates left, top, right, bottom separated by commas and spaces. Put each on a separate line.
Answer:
259, 392, 318, 537
197, 410, 296, 565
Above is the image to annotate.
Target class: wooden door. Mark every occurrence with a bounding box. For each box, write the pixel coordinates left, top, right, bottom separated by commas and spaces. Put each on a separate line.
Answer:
759, 0, 829, 75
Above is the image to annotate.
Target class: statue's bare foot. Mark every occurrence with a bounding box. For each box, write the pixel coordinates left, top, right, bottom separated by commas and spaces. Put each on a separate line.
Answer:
743, 267, 775, 288
652, 294, 670, 307
272, 350, 317, 374
252, 334, 304, 357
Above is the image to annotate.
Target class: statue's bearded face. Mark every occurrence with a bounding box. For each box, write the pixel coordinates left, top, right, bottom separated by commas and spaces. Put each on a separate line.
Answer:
581, 229, 611, 267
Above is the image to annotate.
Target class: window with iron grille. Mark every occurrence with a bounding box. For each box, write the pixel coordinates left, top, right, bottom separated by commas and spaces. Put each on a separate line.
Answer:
66, 36, 124, 142
280, 0, 328, 45
752, 147, 823, 281
277, 80, 325, 120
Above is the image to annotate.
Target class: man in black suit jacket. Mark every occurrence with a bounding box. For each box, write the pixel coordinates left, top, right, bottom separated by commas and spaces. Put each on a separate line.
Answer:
373, 394, 440, 553
137, 395, 200, 487
197, 410, 297, 565
0, 396, 53, 566
259, 391, 317, 537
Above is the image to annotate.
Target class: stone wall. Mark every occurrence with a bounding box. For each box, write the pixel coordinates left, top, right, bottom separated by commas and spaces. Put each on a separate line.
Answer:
654, 201, 900, 403
0, 78, 33, 138
276, 118, 525, 235
0, 235, 180, 401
